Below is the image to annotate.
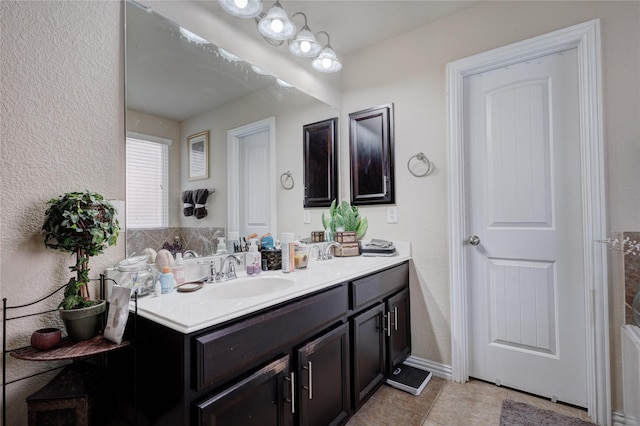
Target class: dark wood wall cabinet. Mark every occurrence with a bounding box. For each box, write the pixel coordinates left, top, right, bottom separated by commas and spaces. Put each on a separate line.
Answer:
114, 261, 410, 426
349, 104, 395, 205
303, 117, 338, 208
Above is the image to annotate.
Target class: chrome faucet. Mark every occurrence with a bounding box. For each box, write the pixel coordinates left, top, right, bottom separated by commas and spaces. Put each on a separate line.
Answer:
198, 258, 221, 283
320, 242, 342, 260
183, 250, 199, 258
221, 255, 242, 280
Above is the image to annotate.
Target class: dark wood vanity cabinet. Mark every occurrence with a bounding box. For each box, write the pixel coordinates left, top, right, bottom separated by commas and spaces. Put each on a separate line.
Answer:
120, 261, 409, 426
350, 263, 411, 409
296, 323, 350, 426
196, 355, 293, 426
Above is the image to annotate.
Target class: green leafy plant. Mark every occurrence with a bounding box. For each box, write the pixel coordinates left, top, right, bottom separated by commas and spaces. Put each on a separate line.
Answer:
42, 191, 120, 310
321, 200, 368, 240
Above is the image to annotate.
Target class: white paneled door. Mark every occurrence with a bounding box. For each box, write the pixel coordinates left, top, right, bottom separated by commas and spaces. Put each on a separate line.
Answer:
238, 129, 271, 239
227, 117, 276, 242
465, 48, 588, 407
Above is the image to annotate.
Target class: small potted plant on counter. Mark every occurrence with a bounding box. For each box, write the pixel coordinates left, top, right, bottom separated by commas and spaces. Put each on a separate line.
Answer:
322, 200, 368, 256
42, 191, 120, 341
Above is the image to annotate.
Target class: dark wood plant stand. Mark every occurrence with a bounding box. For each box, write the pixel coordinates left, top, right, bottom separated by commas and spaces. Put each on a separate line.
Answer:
2, 275, 136, 426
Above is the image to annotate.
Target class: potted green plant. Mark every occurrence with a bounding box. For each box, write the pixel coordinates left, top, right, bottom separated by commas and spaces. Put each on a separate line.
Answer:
42, 191, 120, 341
322, 199, 368, 240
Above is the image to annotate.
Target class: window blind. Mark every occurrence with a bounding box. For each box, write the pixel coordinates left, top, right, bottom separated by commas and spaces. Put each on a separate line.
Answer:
126, 136, 170, 229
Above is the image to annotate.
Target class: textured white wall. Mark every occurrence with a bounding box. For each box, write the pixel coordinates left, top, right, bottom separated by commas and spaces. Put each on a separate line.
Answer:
0, 1, 124, 424
341, 0, 639, 412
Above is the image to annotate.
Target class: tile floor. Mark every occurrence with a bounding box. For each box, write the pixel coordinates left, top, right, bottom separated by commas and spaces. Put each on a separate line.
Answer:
346, 377, 593, 426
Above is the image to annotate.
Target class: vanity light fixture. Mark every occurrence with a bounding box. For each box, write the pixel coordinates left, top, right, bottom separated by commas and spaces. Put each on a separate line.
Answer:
218, 47, 242, 62
179, 27, 211, 45
251, 64, 270, 75
311, 31, 342, 73
288, 12, 322, 58
218, 0, 263, 18
258, 0, 296, 41
276, 78, 292, 88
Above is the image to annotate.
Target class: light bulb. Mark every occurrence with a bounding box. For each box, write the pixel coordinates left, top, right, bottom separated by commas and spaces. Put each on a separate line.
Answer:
234, 0, 248, 8
271, 19, 284, 34
300, 40, 311, 53
322, 57, 332, 69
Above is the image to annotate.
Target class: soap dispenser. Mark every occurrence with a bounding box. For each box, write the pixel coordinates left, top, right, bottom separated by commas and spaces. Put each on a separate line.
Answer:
216, 237, 228, 255
246, 240, 261, 275
173, 253, 186, 285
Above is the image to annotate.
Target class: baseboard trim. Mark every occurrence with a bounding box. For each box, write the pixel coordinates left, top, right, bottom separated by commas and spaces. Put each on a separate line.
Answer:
403, 356, 452, 381
611, 410, 626, 425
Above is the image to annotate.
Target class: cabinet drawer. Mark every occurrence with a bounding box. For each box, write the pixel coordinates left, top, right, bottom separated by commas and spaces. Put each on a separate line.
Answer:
195, 284, 348, 391
350, 262, 408, 311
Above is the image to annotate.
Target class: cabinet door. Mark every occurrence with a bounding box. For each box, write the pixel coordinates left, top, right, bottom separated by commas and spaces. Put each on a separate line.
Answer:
349, 104, 394, 205
351, 302, 386, 410
297, 323, 350, 426
303, 117, 338, 208
387, 289, 411, 371
197, 356, 292, 426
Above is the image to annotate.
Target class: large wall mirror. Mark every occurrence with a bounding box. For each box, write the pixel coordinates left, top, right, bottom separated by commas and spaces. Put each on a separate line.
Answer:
125, 0, 337, 256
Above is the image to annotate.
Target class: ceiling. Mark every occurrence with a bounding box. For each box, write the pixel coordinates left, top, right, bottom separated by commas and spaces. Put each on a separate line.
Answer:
126, 1, 480, 122
201, 1, 480, 57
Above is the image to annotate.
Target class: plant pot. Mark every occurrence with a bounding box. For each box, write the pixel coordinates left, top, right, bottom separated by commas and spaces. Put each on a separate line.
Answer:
59, 300, 106, 341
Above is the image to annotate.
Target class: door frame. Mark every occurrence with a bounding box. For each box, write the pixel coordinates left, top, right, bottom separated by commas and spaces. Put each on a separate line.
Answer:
227, 116, 277, 237
446, 20, 610, 424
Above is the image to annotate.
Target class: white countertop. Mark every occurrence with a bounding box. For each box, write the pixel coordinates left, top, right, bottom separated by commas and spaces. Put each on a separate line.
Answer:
130, 242, 411, 334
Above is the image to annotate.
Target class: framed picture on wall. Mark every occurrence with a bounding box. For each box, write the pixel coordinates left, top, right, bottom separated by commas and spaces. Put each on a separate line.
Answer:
188, 131, 209, 181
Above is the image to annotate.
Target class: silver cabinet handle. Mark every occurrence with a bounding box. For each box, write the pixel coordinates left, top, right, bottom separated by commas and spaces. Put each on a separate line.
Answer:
468, 235, 481, 246
393, 306, 398, 331
302, 362, 313, 400
285, 372, 295, 414
383, 312, 391, 337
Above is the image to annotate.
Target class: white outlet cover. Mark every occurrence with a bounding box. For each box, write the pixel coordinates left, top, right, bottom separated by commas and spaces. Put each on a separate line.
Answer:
387, 207, 398, 224
303, 211, 311, 224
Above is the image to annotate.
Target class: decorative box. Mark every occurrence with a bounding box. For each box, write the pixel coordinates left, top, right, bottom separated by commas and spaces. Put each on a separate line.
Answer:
27, 364, 104, 426
335, 231, 357, 244
334, 241, 360, 257
261, 249, 282, 270
311, 231, 325, 243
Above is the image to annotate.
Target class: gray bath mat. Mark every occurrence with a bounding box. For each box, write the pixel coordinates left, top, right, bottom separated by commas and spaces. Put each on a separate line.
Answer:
500, 400, 595, 426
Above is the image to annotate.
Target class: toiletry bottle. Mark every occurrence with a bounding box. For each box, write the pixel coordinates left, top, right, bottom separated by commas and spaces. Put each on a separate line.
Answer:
159, 266, 175, 294
281, 233, 295, 273
217, 237, 228, 255
246, 240, 262, 275
228, 231, 239, 253
173, 252, 186, 285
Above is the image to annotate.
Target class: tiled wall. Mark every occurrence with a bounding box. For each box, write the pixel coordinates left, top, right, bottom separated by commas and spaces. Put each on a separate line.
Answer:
126, 227, 225, 257
625, 232, 640, 326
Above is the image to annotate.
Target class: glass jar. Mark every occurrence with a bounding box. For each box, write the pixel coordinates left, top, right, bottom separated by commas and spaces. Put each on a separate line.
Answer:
113, 255, 158, 297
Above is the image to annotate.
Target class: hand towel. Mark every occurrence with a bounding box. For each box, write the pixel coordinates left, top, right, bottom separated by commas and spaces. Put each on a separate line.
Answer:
194, 188, 210, 219
182, 190, 194, 216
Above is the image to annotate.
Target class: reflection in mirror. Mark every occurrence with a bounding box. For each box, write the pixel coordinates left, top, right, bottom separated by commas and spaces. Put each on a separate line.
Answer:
125, 1, 337, 257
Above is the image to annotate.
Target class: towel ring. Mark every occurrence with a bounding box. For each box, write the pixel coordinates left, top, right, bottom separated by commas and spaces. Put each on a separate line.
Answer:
407, 152, 434, 177
280, 171, 294, 190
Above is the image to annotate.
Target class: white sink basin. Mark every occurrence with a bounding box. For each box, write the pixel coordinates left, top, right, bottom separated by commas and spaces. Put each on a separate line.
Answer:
208, 276, 295, 299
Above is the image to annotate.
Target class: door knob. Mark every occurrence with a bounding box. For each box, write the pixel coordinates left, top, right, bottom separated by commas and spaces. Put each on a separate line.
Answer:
468, 235, 481, 246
